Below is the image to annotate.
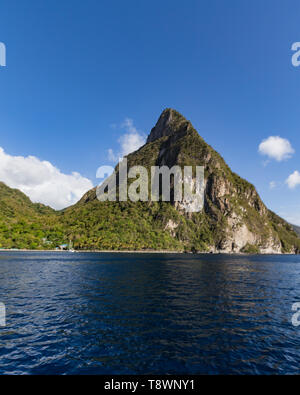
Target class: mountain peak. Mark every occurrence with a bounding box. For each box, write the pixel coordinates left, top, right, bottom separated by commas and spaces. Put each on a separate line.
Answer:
146, 108, 191, 144
65, 109, 300, 254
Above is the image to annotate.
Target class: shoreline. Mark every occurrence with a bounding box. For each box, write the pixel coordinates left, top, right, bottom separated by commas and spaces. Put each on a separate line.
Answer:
0, 248, 297, 255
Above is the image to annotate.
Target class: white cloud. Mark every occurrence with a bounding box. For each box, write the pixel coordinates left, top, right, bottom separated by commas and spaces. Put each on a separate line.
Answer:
269, 181, 277, 189
286, 170, 300, 189
108, 118, 146, 161
258, 136, 295, 162
0, 147, 93, 210
118, 129, 145, 157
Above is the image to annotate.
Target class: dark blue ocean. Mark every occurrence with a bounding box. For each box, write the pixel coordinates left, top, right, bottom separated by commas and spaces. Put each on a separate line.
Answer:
0, 251, 300, 374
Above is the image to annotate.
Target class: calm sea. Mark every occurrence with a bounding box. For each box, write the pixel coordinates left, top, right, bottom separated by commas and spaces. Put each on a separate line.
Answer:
0, 251, 299, 374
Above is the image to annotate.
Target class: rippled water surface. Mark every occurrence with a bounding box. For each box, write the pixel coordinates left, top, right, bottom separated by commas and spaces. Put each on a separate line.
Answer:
0, 251, 300, 374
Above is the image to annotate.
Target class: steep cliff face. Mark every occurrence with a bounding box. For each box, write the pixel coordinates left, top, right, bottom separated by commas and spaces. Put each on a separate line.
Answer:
63, 109, 300, 253
146, 108, 190, 144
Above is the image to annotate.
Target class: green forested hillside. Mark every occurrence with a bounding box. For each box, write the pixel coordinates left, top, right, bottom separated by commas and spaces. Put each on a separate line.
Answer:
0, 182, 65, 249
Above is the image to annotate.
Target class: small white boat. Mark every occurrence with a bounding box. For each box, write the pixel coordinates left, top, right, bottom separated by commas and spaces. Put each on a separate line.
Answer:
68, 240, 76, 252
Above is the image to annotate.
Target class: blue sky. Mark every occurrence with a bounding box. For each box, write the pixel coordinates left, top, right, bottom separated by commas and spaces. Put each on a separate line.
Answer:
0, 0, 300, 223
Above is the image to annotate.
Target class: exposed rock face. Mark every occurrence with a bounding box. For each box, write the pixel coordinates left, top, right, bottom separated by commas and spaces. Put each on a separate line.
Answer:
133, 109, 299, 253
146, 109, 190, 144
65, 108, 300, 253
164, 219, 179, 237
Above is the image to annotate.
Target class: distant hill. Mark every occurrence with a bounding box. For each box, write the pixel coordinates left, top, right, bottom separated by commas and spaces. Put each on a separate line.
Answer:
292, 224, 300, 237
59, 109, 300, 253
0, 182, 65, 249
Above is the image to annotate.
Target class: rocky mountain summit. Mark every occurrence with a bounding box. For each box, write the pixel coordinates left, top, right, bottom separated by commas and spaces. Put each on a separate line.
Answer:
64, 108, 300, 253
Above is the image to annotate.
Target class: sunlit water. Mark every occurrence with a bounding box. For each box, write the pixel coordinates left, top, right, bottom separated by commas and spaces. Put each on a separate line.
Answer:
0, 251, 300, 374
